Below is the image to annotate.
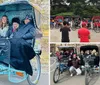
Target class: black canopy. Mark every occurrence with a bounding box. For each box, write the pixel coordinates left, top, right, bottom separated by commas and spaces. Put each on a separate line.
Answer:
80, 45, 98, 52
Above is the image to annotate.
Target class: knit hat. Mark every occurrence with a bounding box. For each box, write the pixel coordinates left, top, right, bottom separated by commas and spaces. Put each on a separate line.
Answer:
12, 17, 20, 24
24, 14, 32, 20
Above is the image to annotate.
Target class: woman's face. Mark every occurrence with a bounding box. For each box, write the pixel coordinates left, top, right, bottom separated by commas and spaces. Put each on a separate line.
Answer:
2, 16, 7, 24
13, 22, 19, 29
24, 19, 30, 24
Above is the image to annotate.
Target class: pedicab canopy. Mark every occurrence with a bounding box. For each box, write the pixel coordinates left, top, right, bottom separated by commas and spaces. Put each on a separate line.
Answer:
54, 16, 64, 21
0, 0, 43, 37
92, 16, 100, 20
80, 45, 98, 52
58, 46, 76, 52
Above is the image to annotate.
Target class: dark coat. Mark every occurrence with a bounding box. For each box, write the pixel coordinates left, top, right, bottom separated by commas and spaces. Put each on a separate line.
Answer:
6, 23, 36, 75
7, 22, 36, 45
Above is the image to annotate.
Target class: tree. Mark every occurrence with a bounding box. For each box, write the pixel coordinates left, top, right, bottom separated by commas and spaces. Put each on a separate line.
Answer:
89, 0, 99, 5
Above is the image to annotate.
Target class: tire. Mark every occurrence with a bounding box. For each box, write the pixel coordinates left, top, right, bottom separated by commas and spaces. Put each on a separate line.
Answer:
55, 24, 58, 29
71, 25, 76, 31
27, 55, 41, 85
50, 25, 54, 30
58, 24, 63, 29
53, 67, 60, 83
88, 27, 91, 30
94, 27, 100, 33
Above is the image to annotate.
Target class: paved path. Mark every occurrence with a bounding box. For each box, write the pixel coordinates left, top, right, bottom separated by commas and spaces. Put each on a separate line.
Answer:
50, 29, 100, 42
50, 57, 100, 85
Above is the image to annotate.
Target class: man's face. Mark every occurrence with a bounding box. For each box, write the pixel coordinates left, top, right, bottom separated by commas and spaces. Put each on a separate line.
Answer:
13, 22, 19, 29
86, 50, 89, 54
24, 19, 30, 24
2, 17, 7, 24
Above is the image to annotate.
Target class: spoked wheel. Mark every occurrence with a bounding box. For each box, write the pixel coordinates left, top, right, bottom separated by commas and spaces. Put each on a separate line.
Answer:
94, 27, 100, 33
85, 68, 94, 85
85, 70, 89, 85
53, 67, 60, 83
50, 25, 54, 30
71, 25, 77, 31
88, 27, 91, 30
27, 54, 41, 85
72, 28, 76, 31
58, 24, 63, 29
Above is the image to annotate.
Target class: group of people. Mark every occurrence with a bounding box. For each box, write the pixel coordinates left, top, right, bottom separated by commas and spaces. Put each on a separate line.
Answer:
50, 17, 100, 29
56, 49, 99, 76
60, 21, 90, 42
0, 14, 36, 76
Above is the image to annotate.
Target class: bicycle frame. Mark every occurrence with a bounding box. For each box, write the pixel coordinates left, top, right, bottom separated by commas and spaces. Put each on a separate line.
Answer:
0, 38, 41, 85
0, 38, 28, 83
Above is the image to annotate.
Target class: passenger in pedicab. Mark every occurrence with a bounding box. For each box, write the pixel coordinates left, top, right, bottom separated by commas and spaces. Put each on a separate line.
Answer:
64, 50, 70, 58
94, 20, 100, 27
79, 50, 85, 66
70, 50, 74, 58
56, 51, 62, 60
6, 14, 36, 76
94, 52, 99, 67
0, 15, 9, 38
69, 53, 81, 76
87, 18, 91, 28
91, 49, 99, 67
84, 50, 90, 57
78, 50, 85, 75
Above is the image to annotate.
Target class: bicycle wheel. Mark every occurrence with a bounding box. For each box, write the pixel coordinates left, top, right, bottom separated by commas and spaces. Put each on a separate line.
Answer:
85, 70, 89, 85
71, 25, 76, 31
94, 27, 100, 33
53, 67, 60, 83
27, 54, 41, 85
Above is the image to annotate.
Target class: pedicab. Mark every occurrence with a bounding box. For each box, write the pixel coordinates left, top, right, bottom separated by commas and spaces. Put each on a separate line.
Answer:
92, 16, 100, 33
53, 46, 76, 83
0, 0, 42, 85
82, 16, 92, 30
54, 16, 64, 29
71, 16, 81, 31
80, 45, 100, 85
50, 15, 56, 29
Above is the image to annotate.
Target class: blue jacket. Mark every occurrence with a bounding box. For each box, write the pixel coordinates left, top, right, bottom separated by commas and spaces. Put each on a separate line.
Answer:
7, 23, 36, 45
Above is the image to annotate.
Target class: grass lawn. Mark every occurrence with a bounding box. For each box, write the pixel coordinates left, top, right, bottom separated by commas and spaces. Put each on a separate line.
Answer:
55, 12, 74, 16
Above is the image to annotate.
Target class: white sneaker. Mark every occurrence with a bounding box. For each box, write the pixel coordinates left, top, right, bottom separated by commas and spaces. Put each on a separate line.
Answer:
77, 72, 81, 75
70, 74, 73, 76
77, 73, 79, 75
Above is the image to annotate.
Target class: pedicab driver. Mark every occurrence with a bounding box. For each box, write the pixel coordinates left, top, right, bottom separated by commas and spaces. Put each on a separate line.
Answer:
7, 15, 36, 76
78, 23, 90, 42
